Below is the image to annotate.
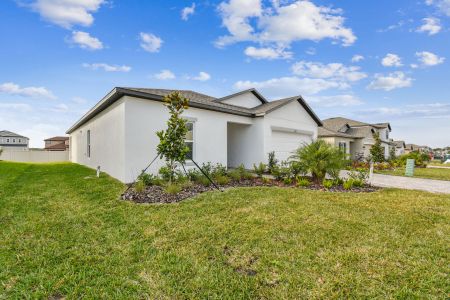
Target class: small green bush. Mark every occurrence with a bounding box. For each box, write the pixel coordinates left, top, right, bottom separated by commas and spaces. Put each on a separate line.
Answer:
262, 177, 271, 184
296, 176, 311, 187
343, 179, 354, 190
253, 162, 267, 177
197, 176, 211, 187
228, 169, 242, 181
135, 180, 146, 193
352, 179, 364, 187
138, 173, 158, 186
283, 177, 292, 185
322, 179, 334, 189
165, 183, 182, 194
267, 151, 278, 173
158, 166, 173, 181
214, 174, 230, 185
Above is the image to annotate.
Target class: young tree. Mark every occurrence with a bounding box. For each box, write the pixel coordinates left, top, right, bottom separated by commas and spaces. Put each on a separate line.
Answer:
156, 92, 190, 183
370, 132, 385, 163
389, 146, 396, 161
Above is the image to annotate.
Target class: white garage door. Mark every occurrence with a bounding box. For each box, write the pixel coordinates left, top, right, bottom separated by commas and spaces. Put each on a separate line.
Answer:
271, 130, 313, 162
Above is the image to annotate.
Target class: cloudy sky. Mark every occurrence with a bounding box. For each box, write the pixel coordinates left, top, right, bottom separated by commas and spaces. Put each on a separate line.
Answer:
0, 0, 449, 148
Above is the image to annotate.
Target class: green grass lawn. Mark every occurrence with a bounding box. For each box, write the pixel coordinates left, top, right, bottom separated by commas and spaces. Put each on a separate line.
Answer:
376, 167, 450, 181
1, 162, 449, 299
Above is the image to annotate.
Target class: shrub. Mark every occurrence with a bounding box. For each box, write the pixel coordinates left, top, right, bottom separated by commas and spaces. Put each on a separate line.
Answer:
348, 167, 369, 185
197, 176, 211, 187
289, 161, 306, 177
352, 179, 364, 188
262, 177, 271, 184
267, 151, 278, 173
396, 152, 430, 168
253, 162, 266, 177
290, 140, 347, 183
135, 180, 146, 193
165, 183, 182, 194
214, 174, 230, 185
138, 173, 158, 186
296, 176, 310, 187
343, 179, 354, 190
212, 163, 227, 177
283, 177, 292, 185
228, 169, 242, 181
322, 179, 334, 189
158, 166, 173, 182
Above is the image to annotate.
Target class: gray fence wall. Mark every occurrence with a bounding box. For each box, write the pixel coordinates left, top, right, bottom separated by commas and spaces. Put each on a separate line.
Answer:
0, 150, 69, 163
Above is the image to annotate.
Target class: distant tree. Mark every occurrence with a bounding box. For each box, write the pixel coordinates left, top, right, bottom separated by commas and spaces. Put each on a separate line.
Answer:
156, 92, 190, 183
389, 146, 396, 161
370, 132, 385, 163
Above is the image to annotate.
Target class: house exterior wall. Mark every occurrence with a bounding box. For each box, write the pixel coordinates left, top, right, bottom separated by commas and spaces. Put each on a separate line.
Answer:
395, 147, 405, 156
69, 98, 127, 182
123, 96, 253, 183
227, 120, 265, 169
0, 136, 29, 151
219, 93, 262, 108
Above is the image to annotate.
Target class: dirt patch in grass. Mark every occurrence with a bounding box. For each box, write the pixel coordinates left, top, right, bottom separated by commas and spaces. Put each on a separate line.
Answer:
121, 178, 380, 204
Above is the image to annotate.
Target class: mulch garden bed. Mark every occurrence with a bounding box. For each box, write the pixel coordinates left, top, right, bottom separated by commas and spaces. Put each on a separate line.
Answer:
121, 177, 380, 204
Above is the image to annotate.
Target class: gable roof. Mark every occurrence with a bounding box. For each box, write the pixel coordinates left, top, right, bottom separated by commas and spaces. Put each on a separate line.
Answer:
216, 88, 268, 104
0, 130, 28, 139
318, 117, 391, 139
394, 140, 406, 148
45, 136, 69, 141
66, 88, 322, 134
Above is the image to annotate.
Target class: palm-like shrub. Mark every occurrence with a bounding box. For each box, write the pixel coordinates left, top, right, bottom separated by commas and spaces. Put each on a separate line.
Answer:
289, 140, 347, 183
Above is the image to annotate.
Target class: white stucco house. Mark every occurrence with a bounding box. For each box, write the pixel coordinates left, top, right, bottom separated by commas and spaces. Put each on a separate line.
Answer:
318, 117, 394, 160
67, 88, 322, 183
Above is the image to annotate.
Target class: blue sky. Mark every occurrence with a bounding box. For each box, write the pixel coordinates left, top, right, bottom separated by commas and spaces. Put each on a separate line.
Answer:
0, 0, 449, 148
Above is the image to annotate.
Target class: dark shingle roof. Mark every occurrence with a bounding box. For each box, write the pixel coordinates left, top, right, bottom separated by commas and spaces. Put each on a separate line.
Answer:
45, 136, 69, 141
0, 130, 28, 139
318, 126, 356, 138
318, 117, 390, 139
66, 88, 322, 134
394, 140, 406, 148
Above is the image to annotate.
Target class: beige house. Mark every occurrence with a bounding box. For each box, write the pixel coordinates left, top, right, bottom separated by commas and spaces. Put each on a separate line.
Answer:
393, 140, 406, 156
318, 117, 393, 160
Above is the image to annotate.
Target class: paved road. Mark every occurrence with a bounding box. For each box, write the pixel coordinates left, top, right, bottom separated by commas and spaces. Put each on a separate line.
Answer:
340, 170, 450, 194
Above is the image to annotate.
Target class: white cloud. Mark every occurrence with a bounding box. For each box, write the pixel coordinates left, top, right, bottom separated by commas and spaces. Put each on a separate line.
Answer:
216, 0, 355, 48
70, 31, 103, 50
291, 61, 367, 82
27, 0, 105, 28
154, 70, 176, 80
0, 103, 32, 112
72, 97, 88, 104
192, 71, 211, 81
307, 94, 363, 107
368, 72, 412, 91
415, 51, 445, 66
234, 76, 342, 99
82, 63, 131, 72
244, 46, 292, 60
351, 55, 364, 62
425, 0, 450, 17
50, 103, 69, 113
139, 32, 163, 53
381, 53, 403, 67
356, 103, 450, 118
417, 17, 441, 35
0, 82, 56, 99
181, 3, 196, 21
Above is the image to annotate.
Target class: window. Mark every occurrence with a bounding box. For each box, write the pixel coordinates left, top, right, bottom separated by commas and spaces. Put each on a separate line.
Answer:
18, 139, 21, 143
6, 138, 9, 143
185, 122, 194, 160
385, 131, 389, 140
13, 139, 15, 143
87, 130, 91, 158
338, 142, 347, 154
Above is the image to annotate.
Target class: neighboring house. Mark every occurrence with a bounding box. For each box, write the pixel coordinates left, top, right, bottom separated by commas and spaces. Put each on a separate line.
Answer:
0, 130, 29, 151
405, 144, 421, 154
44, 136, 69, 151
394, 140, 406, 157
67, 88, 322, 183
318, 117, 393, 160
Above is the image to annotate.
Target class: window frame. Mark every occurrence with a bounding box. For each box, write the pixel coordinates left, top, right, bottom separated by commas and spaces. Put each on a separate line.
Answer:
87, 130, 91, 158
338, 141, 347, 154
184, 121, 194, 161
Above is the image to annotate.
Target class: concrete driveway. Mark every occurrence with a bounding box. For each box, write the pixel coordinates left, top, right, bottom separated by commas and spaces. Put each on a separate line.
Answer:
340, 170, 450, 194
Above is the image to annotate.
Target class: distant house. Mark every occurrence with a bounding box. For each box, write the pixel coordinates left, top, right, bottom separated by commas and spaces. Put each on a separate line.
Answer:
318, 117, 393, 160
44, 136, 69, 151
393, 140, 406, 156
405, 144, 421, 154
0, 130, 29, 151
